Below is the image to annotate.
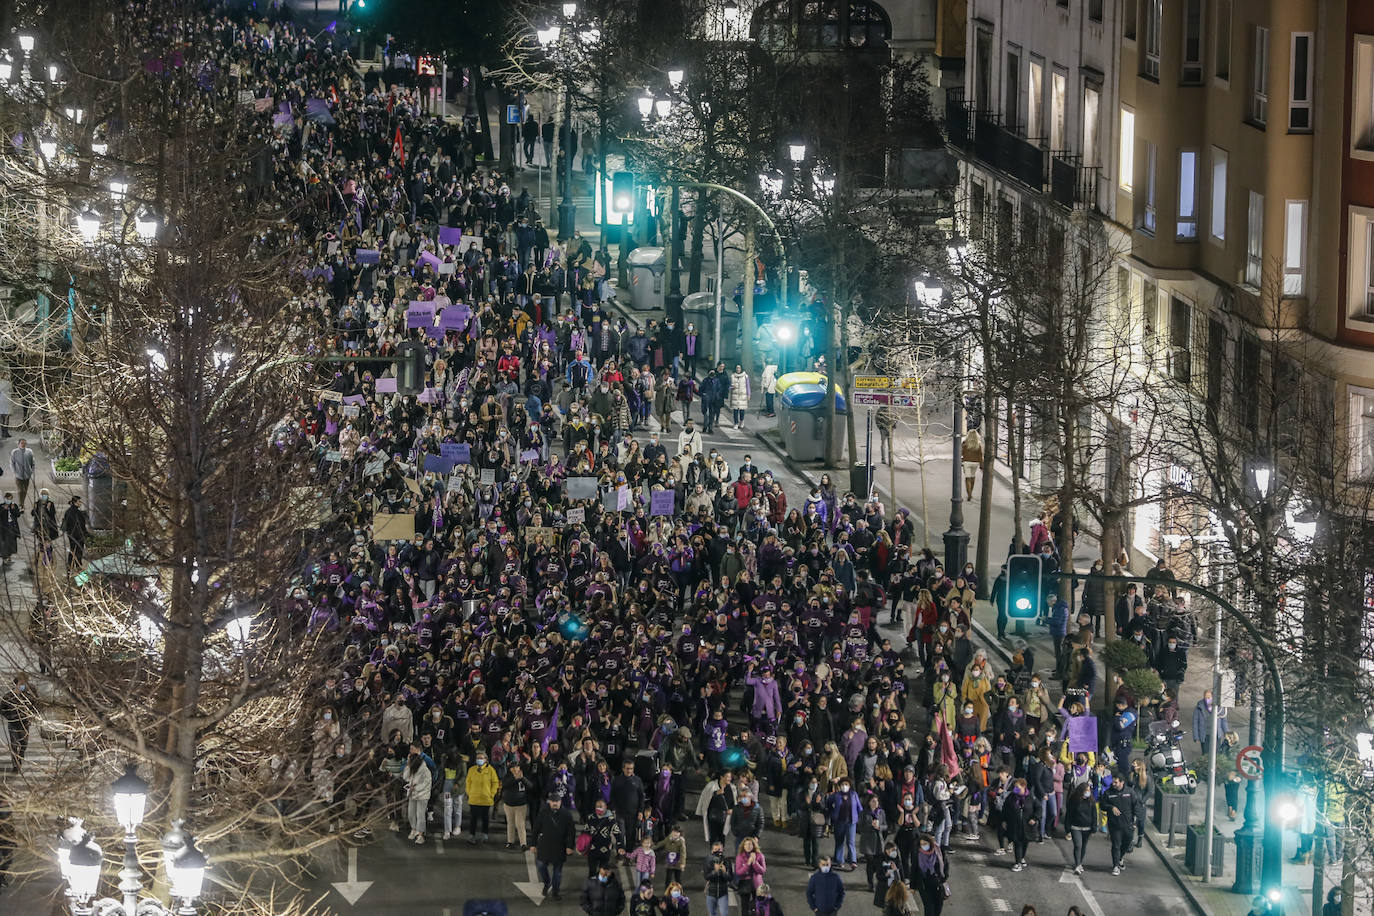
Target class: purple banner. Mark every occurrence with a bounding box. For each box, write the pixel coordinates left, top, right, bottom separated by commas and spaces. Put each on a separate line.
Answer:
354, 248, 380, 265
650, 489, 675, 516
342, 394, 367, 405
374, 377, 397, 394
406, 303, 436, 328
438, 225, 463, 246
440, 442, 465, 460
423, 453, 455, 475
416, 250, 442, 275
1065, 715, 1099, 754
439, 307, 470, 331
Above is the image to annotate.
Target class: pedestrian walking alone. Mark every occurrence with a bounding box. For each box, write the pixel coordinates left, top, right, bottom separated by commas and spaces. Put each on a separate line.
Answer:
9, 440, 33, 509
61, 496, 88, 572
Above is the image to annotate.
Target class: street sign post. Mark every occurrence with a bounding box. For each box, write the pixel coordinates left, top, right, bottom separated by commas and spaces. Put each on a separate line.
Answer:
506, 104, 522, 125
853, 375, 891, 389
851, 392, 891, 406
1237, 745, 1264, 780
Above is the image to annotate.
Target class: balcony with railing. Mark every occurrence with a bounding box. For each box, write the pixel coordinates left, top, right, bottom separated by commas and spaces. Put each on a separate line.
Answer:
1049, 153, 1103, 213
944, 89, 1047, 192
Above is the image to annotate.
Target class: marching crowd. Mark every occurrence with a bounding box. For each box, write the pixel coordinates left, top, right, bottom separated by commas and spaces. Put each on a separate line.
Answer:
0, 4, 1223, 914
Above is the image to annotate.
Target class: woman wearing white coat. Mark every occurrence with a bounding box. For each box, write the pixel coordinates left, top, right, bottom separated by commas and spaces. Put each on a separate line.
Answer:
405, 751, 434, 844
728, 366, 752, 428
760, 364, 779, 417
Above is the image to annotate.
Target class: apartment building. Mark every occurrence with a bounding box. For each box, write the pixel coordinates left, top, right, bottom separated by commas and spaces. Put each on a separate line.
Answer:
950, 0, 1374, 571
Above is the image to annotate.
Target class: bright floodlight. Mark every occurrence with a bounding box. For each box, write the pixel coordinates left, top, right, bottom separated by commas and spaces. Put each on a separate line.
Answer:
775, 322, 796, 343
77, 210, 101, 242
668, 68, 684, 89
562, 1, 578, 16
759, 172, 783, 197
226, 614, 252, 646
108, 178, 128, 199
47, 63, 58, 81
817, 173, 836, 197
1252, 463, 1273, 499
18, 34, 35, 54
788, 142, 807, 163
112, 762, 149, 833
654, 98, 671, 119
1274, 797, 1300, 824
637, 91, 653, 118
145, 348, 167, 371
1015, 596, 1032, 611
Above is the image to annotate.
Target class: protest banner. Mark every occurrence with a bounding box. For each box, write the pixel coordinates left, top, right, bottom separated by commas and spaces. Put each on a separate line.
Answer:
406, 303, 436, 328
423, 454, 455, 475
566, 507, 585, 524
650, 489, 675, 516
363, 457, 385, 477
1065, 716, 1099, 754
439, 226, 462, 245
373, 513, 415, 541
479, 468, 496, 486
374, 377, 397, 394
566, 477, 598, 500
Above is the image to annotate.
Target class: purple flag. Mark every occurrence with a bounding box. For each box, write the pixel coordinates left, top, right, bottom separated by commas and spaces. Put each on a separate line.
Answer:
438, 226, 462, 246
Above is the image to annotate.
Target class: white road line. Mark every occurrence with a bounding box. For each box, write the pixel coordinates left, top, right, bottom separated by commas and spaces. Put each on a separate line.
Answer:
979, 875, 1000, 889
1059, 870, 1107, 916
435, 837, 445, 855
992, 899, 1010, 912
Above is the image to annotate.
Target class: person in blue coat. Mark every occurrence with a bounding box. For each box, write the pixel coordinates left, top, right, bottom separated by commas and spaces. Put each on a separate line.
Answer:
1192, 690, 1229, 753
805, 857, 846, 916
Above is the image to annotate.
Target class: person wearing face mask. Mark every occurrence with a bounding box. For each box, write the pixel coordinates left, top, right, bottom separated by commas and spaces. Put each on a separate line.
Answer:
805, 856, 846, 916
702, 840, 735, 916
827, 778, 861, 870
579, 863, 626, 916
30, 488, 58, 565
912, 833, 947, 915
0, 674, 34, 774
465, 750, 500, 844
404, 748, 434, 844
797, 776, 826, 868
1154, 633, 1189, 696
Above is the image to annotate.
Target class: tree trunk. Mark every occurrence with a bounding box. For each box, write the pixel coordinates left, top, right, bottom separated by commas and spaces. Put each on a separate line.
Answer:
824, 300, 841, 467
1008, 391, 1025, 553
687, 204, 705, 294
742, 224, 756, 376
974, 393, 998, 598
841, 300, 858, 468
473, 66, 496, 163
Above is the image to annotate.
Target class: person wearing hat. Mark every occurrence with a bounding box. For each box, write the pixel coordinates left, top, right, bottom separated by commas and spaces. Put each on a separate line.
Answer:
61, 495, 89, 572
530, 793, 576, 899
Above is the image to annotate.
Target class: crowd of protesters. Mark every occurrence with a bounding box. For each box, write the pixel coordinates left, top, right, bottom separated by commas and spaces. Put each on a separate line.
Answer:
3, 6, 1209, 914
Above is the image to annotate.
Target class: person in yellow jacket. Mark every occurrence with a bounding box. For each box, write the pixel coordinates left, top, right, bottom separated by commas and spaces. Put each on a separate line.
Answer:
961, 665, 993, 731
465, 751, 501, 845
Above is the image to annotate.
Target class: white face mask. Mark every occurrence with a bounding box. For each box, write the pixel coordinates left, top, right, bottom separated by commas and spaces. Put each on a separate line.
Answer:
819, 865, 831, 873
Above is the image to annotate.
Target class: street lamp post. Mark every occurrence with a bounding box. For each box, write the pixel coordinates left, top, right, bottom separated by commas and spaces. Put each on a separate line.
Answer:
942, 346, 969, 573
536, 2, 595, 241
56, 763, 208, 916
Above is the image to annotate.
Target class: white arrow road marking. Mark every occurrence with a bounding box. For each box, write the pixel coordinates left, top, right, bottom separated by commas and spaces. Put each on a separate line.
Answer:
1059, 870, 1107, 916
331, 846, 373, 906
513, 848, 545, 904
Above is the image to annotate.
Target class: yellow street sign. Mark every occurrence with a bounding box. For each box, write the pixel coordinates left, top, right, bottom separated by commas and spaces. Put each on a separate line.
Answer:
853, 375, 891, 389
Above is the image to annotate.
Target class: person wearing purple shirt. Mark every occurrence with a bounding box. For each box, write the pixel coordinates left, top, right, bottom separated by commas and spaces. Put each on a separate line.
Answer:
744, 663, 782, 734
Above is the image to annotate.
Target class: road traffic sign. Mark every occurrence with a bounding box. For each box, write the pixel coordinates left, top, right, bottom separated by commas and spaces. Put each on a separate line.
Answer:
852, 392, 891, 406
506, 104, 522, 124
1237, 745, 1263, 780
853, 375, 891, 389
895, 377, 921, 389
891, 393, 920, 407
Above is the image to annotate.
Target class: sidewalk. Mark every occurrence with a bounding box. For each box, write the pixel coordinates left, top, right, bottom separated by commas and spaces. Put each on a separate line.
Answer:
753, 424, 1351, 916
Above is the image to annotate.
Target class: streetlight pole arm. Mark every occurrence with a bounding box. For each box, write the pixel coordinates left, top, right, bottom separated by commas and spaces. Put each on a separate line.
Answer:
672, 180, 789, 316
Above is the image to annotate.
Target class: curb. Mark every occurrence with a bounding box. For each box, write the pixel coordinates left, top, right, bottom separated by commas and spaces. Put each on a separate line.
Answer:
1143, 828, 1212, 916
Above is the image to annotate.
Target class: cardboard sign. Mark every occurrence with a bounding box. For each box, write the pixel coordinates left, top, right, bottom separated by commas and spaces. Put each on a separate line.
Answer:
417, 387, 439, 404
363, 457, 385, 477
342, 404, 360, 418
650, 489, 675, 516
423, 454, 455, 475
566, 477, 598, 500
417, 250, 443, 275
617, 485, 632, 511
448, 443, 471, 464
519, 449, 539, 464
603, 490, 620, 513
403, 477, 423, 495
316, 388, 343, 403
424, 324, 445, 339
440, 442, 466, 461
566, 507, 585, 524
479, 469, 496, 486
342, 394, 367, 405
373, 513, 415, 541
374, 377, 398, 394
324, 450, 342, 463
1065, 715, 1099, 754
525, 526, 554, 544
355, 248, 380, 265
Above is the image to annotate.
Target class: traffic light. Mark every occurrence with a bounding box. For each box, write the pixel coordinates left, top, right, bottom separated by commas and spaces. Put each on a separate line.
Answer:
611, 172, 634, 213
1006, 554, 1043, 619
395, 341, 427, 396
